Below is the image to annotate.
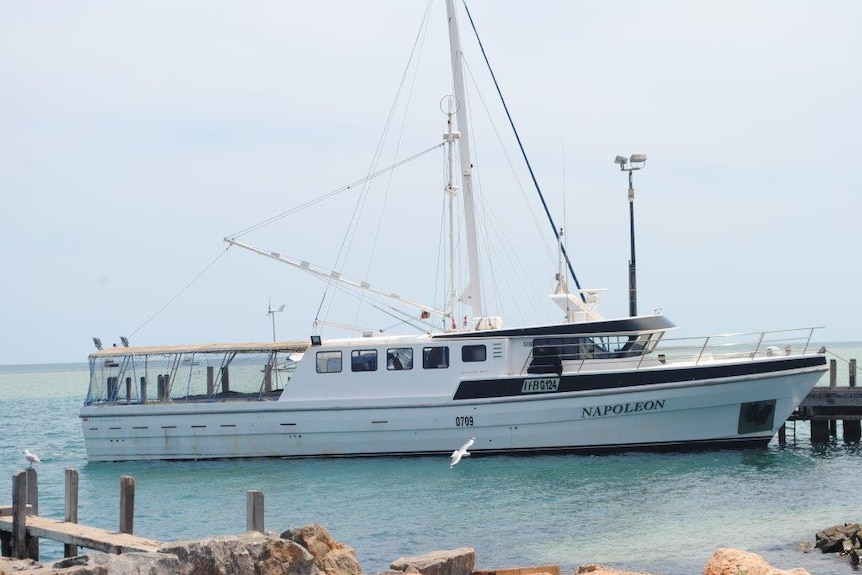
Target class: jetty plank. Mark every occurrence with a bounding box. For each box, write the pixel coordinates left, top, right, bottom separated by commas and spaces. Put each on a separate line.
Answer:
0, 515, 161, 554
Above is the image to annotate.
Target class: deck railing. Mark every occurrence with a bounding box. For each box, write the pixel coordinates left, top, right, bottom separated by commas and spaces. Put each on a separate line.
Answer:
523, 326, 824, 376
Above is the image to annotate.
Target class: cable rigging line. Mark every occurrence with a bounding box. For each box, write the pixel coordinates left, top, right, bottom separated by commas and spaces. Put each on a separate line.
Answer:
461, 0, 585, 301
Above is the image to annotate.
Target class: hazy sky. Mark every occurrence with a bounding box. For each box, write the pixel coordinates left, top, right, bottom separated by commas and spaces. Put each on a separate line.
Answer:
2, 1, 860, 365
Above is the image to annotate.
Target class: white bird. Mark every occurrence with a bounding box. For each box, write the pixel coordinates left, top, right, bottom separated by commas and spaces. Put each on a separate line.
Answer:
23, 449, 41, 468
449, 437, 475, 468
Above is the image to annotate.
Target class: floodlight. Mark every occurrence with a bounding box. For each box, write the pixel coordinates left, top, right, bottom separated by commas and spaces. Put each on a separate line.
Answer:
614, 155, 627, 166
630, 153, 647, 164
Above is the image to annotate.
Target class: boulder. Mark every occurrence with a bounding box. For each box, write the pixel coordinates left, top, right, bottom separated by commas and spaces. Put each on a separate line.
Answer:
281, 523, 363, 575
703, 548, 809, 575
160, 531, 319, 575
815, 523, 862, 553
389, 548, 475, 575
575, 565, 656, 575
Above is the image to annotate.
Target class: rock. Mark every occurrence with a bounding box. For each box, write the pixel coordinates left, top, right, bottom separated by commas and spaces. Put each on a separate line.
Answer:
281, 523, 363, 575
575, 565, 656, 575
389, 548, 475, 575
703, 548, 809, 575
815, 523, 861, 554
160, 531, 319, 575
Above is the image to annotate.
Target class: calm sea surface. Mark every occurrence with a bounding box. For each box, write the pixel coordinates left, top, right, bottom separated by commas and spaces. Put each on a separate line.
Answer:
2, 342, 861, 574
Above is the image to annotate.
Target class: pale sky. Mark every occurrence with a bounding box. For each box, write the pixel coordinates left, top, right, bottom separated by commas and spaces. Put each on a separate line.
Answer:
1, 1, 860, 365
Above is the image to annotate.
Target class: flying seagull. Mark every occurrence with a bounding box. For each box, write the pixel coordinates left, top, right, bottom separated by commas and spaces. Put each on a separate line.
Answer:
449, 437, 475, 468
23, 449, 41, 468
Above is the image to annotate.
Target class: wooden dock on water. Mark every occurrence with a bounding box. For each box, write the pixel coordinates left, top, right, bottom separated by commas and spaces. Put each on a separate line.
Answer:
782, 357, 862, 444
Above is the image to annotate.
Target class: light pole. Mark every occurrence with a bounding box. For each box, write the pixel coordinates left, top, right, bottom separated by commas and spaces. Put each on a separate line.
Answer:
614, 153, 647, 317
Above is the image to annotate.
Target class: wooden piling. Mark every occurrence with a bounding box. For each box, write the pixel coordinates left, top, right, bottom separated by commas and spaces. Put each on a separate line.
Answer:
125, 377, 132, 401
157, 375, 165, 400
830, 359, 837, 387
811, 420, 830, 443
246, 490, 264, 533
119, 476, 135, 535
25, 469, 38, 560
851, 359, 858, 388
778, 423, 786, 445
140, 376, 147, 403
843, 420, 861, 444
12, 471, 27, 559
64, 469, 79, 557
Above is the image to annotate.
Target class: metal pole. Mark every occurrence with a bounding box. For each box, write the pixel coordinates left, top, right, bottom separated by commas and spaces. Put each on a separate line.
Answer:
628, 170, 637, 317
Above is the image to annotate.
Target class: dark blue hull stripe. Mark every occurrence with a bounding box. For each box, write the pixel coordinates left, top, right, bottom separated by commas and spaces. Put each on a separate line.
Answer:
453, 355, 826, 400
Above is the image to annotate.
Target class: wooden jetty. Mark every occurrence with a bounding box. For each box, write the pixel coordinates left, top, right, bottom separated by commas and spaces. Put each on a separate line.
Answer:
0, 468, 267, 561
783, 357, 862, 444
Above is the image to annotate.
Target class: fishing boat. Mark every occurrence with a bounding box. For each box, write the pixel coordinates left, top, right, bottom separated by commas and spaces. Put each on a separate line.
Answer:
80, 1, 827, 462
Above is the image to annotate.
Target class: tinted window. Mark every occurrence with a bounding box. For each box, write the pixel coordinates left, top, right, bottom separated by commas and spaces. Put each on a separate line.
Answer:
316, 351, 342, 373
387, 348, 413, 371
462, 345, 486, 362
422, 346, 449, 369
351, 349, 378, 372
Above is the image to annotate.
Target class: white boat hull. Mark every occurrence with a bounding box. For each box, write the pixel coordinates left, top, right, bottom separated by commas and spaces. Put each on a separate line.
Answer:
80, 362, 824, 461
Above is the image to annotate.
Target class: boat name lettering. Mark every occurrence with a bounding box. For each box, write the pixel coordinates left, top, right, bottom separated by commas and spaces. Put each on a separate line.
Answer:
581, 400, 666, 418
521, 378, 559, 393
455, 416, 474, 427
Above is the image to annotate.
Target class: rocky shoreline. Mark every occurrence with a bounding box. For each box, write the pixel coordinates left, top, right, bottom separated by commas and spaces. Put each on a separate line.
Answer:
0, 523, 843, 575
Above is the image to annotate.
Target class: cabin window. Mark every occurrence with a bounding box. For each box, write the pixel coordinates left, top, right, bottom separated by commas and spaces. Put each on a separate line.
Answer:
316, 351, 342, 373
387, 348, 413, 371
462, 345, 486, 362
422, 346, 449, 369
351, 349, 378, 372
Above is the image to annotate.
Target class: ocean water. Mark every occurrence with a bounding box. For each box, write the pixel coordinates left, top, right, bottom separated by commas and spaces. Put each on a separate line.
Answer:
2, 343, 862, 575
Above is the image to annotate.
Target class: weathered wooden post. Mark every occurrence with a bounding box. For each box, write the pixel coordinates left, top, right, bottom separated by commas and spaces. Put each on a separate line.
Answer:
25, 468, 38, 560
778, 423, 786, 445
157, 375, 165, 400
811, 420, 830, 443
12, 471, 27, 559
843, 360, 861, 442
830, 359, 837, 387
64, 469, 79, 557
125, 377, 132, 401
140, 376, 147, 403
246, 490, 264, 533
119, 475, 135, 535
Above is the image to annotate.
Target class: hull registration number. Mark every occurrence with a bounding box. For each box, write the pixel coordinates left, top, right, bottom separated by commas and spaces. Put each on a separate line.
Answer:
521, 377, 560, 394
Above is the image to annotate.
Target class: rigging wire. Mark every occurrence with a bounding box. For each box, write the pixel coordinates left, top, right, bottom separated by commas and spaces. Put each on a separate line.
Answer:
461, 0, 585, 302
126, 246, 230, 338
226, 143, 442, 241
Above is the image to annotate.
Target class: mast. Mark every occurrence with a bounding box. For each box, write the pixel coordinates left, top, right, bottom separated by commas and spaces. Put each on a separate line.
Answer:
445, 0, 484, 321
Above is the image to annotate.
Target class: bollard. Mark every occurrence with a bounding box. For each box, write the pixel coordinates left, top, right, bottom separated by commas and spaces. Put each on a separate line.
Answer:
64, 469, 79, 557
119, 476, 135, 535
246, 490, 264, 533
12, 471, 27, 559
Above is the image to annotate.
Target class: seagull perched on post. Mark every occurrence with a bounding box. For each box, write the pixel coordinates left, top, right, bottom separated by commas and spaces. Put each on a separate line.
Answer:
23, 449, 41, 468
449, 437, 475, 468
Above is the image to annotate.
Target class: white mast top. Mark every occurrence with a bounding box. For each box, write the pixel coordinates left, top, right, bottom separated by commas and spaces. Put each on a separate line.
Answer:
445, 0, 484, 321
